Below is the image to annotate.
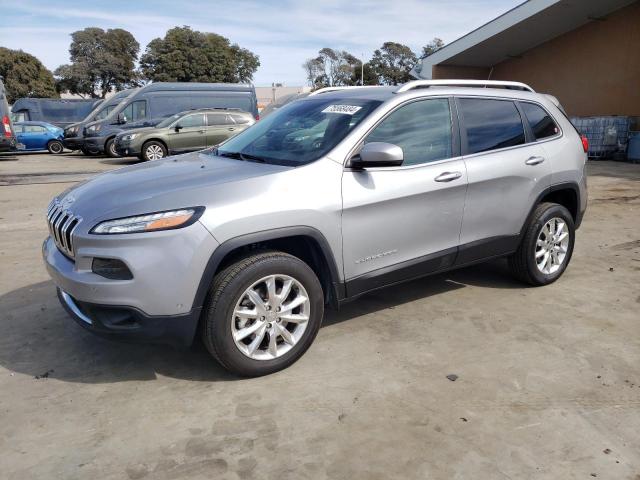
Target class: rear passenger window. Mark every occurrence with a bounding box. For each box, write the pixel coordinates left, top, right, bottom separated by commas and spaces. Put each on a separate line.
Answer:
365, 98, 452, 166
207, 114, 234, 126
459, 98, 525, 154
520, 102, 559, 140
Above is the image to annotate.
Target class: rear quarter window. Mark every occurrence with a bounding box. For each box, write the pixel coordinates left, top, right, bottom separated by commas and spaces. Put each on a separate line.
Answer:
458, 98, 525, 154
520, 102, 559, 140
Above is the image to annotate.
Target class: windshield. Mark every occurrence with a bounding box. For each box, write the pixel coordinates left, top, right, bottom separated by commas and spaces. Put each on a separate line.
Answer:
214, 97, 382, 166
156, 113, 182, 128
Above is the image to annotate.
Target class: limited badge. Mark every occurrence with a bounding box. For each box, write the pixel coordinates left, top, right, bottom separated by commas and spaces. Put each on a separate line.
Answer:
321, 105, 362, 115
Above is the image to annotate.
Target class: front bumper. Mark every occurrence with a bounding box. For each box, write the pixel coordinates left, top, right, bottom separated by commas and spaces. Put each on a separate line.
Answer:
114, 137, 141, 157
42, 221, 219, 346
63, 136, 85, 151
83, 135, 108, 153
57, 288, 201, 346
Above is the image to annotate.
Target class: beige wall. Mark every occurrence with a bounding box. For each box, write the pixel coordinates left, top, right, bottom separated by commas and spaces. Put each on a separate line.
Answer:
433, 1, 640, 117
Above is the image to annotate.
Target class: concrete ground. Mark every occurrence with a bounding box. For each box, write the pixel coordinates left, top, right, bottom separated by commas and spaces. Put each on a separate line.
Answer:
0, 151, 639, 480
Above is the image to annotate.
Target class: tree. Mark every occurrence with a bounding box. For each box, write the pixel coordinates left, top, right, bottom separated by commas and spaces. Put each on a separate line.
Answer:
369, 42, 417, 85
54, 27, 140, 98
351, 62, 378, 86
302, 48, 361, 88
302, 57, 326, 88
421, 38, 445, 57
139, 26, 259, 83
0, 48, 58, 103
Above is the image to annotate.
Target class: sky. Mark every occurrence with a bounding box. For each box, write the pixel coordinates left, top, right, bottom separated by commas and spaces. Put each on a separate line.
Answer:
0, 0, 521, 87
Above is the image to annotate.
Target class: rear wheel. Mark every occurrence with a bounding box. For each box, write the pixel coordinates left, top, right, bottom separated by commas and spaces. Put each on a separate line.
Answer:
105, 138, 119, 158
142, 141, 167, 161
201, 251, 324, 377
509, 202, 575, 286
47, 140, 63, 154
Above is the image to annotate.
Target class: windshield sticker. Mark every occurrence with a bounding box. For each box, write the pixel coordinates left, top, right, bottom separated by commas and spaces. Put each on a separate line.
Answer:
322, 105, 362, 115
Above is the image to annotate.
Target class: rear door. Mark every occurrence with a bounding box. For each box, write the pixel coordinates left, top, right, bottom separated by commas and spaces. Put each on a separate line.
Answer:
166, 113, 207, 152
206, 113, 236, 146
341, 97, 467, 295
456, 97, 552, 263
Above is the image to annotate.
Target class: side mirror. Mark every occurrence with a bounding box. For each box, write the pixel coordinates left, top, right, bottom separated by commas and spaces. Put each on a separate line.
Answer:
174, 124, 183, 132
117, 113, 126, 124
350, 142, 404, 169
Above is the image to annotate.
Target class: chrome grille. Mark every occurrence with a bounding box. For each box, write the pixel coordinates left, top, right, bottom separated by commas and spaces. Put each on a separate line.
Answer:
47, 200, 81, 258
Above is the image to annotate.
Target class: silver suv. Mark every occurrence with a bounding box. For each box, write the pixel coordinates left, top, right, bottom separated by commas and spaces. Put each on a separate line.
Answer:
43, 80, 588, 376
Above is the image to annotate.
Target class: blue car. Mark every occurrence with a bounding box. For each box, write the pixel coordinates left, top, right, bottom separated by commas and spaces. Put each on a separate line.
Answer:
14, 121, 65, 154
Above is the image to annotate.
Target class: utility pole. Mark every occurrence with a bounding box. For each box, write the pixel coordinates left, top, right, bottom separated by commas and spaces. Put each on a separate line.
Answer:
361, 53, 365, 86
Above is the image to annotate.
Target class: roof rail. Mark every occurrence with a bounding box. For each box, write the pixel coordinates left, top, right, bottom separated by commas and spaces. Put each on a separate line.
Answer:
308, 86, 380, 96
395, 79, 535, 93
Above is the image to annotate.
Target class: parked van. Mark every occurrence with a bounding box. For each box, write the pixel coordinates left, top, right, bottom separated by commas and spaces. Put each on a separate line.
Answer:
11, 98, 103, 129
0, 77, 16, 152
63, 89, 138, 153
82, 83, 259, 157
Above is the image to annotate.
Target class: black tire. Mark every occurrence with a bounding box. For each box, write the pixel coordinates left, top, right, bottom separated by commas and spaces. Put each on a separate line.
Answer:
508, 202, 575, 286
202, 251, 324, 377
141, 140, 167, 161
105, 138, 119, 158
47, 140, 64, 154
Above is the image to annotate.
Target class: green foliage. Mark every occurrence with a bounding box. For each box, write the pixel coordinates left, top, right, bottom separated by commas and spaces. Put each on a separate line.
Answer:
303, 48, 363, 88
421, 38, 444, 58
54, 27, 140, 98
0, 47, 58, 103
369, 42, 417, 85
139, 26, 259, 83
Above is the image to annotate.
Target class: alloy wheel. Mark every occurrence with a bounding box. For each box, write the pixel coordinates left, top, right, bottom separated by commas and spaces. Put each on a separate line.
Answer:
231, 274, 310, 360
146, 145, 164, 160
535, 217, 570, 274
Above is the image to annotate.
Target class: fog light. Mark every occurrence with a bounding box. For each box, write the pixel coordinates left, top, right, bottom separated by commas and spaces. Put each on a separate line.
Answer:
92, 258, 133, 280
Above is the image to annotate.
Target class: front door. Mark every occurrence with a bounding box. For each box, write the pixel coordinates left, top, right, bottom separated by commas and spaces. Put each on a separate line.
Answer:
455, 97, 552, 263
167, 113, 207, 152
341, 98, 468, 296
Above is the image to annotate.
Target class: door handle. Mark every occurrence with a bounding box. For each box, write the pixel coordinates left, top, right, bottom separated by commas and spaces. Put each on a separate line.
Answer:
525, 156, 545, 165
434, 171, 462, 182
198, 129, 206, 134
227, 127, 236, 131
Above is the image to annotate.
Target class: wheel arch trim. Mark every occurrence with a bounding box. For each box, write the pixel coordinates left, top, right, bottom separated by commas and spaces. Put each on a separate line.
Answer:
520, 181, 582, 236
191, 226, 344, 311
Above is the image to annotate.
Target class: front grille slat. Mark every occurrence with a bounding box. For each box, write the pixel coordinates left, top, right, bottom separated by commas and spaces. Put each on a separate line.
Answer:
46, 200, 82, 259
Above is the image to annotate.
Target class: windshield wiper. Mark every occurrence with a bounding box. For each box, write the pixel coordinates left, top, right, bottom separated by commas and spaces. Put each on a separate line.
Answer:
217, 150, 266, 163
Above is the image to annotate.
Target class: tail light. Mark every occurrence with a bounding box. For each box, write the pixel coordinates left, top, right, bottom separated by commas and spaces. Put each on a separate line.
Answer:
581, 135, 589, 153
2, 116, 11, 138
255, 113, 260, 121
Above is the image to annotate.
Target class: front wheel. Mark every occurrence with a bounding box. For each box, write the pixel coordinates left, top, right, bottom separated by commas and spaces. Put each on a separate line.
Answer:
47, 140, 64, 154
202, 251, 324, 377
142, 141, 167, 161
105, 138, 119, 158
509, 202, 575, 286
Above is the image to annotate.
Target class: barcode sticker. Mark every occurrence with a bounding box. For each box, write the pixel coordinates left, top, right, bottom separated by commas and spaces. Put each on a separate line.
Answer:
322, 105, 362, 115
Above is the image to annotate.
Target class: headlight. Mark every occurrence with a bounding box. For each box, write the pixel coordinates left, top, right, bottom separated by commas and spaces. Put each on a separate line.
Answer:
86, 125, 101, 134
121, 133, 138, 141
91, 207, 204, 234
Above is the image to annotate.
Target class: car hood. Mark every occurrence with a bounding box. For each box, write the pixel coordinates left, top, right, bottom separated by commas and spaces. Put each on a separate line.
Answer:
56, 150, 290, 226
116, 126, 157, 137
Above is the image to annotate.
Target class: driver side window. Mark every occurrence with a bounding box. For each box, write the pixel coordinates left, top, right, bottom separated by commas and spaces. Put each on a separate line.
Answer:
365, 98, 453, 166
122, 101, 146, 122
